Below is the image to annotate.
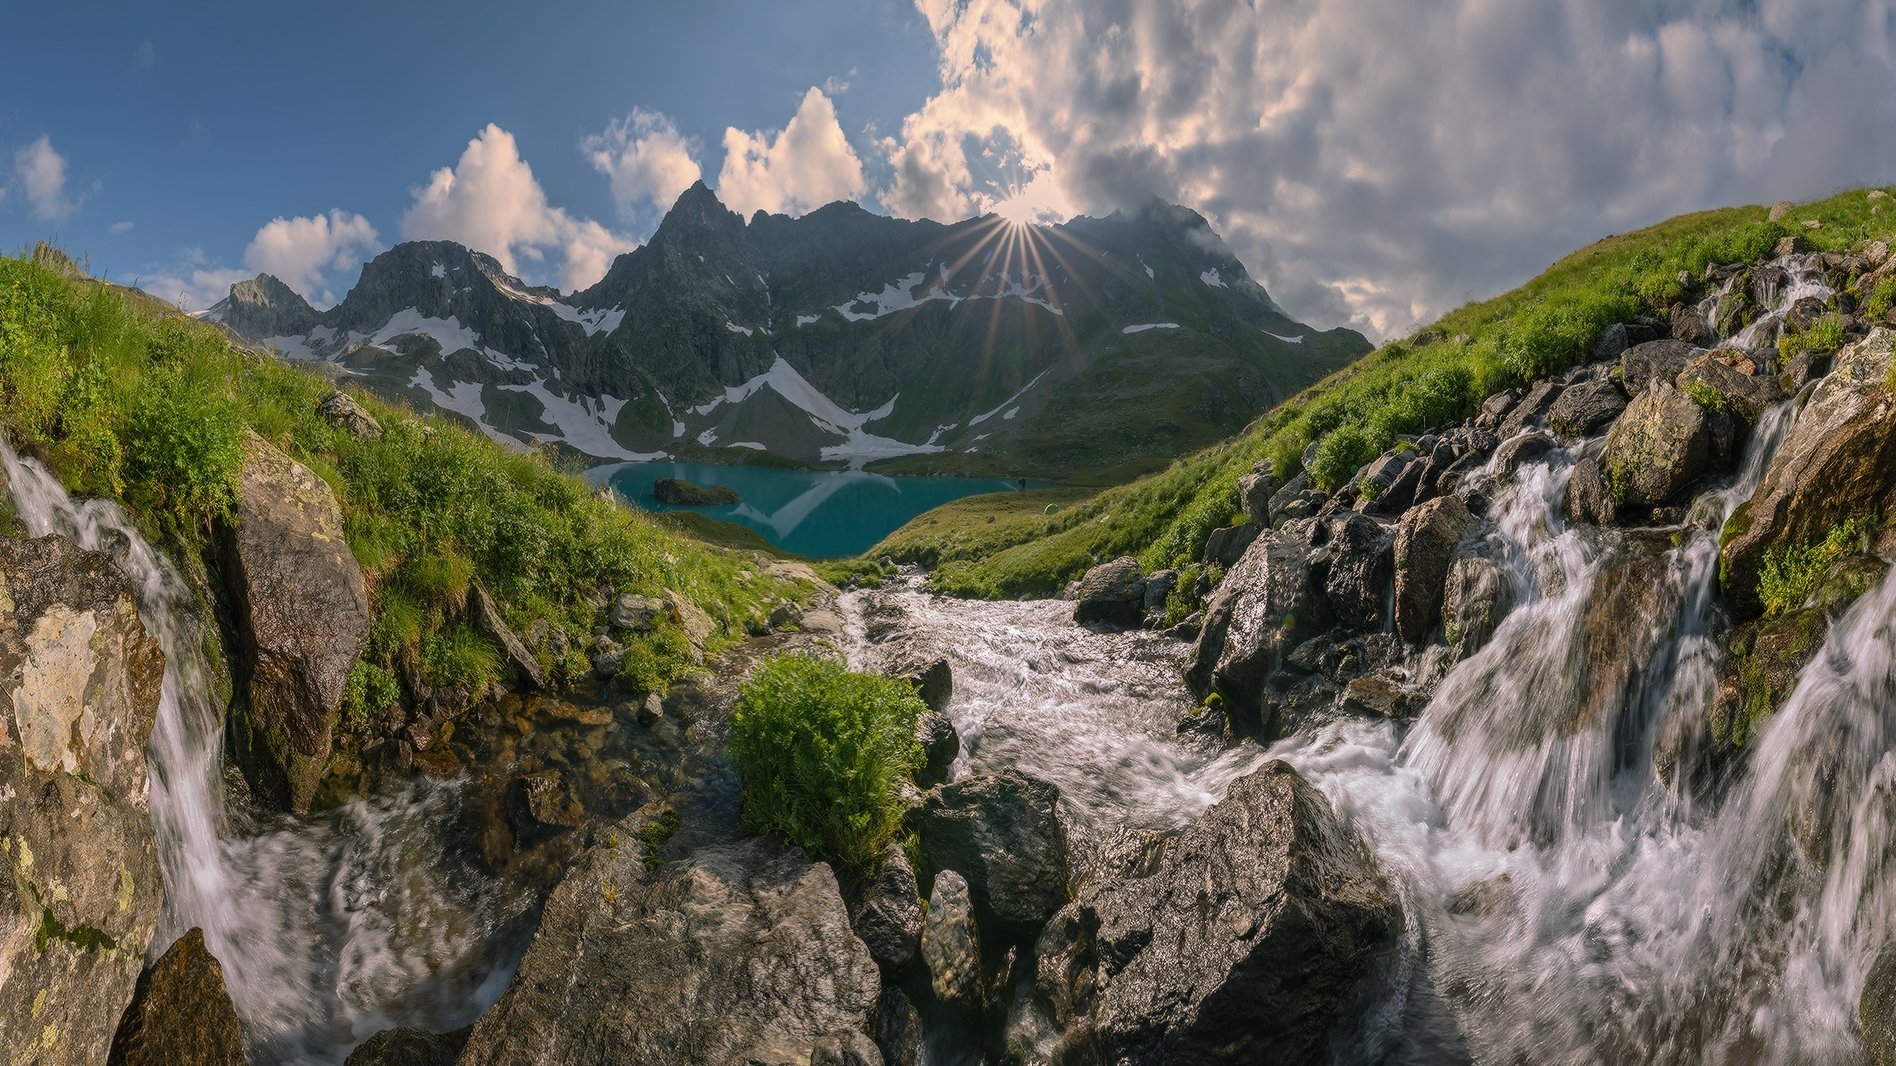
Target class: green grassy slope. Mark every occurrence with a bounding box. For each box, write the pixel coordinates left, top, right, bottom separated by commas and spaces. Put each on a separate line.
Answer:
0, 247, 807, 727
869, 189, 1896, 598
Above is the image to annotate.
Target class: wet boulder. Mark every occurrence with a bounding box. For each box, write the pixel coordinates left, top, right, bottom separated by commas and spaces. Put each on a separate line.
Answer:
1599, 385, 1711, 508
0, 535, 166, 1066
1317, 512, 1392, 632
921, 870, 985, 1013
1442, 554, 1512, 660
1393, 496, 1478, 643
876, 989, 927, 1066
456, 823, 881, 1066
1498, 380, 1562, 438
347, 1027, 469, 1066
1565, 456, 1618, 525
916, 710, 960, 788
1621, 339, 1703, 394
1722, 329, 1896, 618
915, 771, 1070, 928
106, 929, 247, 1066
1187, 529, 1330, 711
1864, 940, 1896, 1066
1353, 449, 1417, 512
1073, 557, 1147, 628
1060, 761, 1401, 1065
851, 843, 925, 972
1547, 378, 1628, 440
903, 656, 954, 713
1492, 431, 1557, 475
1571, 548, 1684, 736
221, 431, 372, 812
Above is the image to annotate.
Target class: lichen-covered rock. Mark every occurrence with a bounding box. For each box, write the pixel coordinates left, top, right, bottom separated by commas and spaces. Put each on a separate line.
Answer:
0, 535, 166, 1066
316, 391, 383, 440
1393, 496, 1478, 643
1677, 351, 1783, 424
1600, 385, 1711, 508
915, 772, 1069, 928
1058, 761, 1401, 1065
221, 431, 371, 811
920, 870, 984, 1013
456, 823, 881, 1066
1546, 378, 1628, 439
1670, 302, 1711, 345
1073, 557, 1146, 628
903, 657, 953, 713
1721, 330, 1896, 617
106, 929, 246, 1066
1621, 339, 1703, 394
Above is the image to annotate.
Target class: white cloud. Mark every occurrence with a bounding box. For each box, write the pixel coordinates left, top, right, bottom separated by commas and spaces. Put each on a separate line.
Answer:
133, 40, 156, 73
14, 137, 79, 221
403, 123, 635, 292
583, 109, 702, 222
716, 87, 867, 217
243, 210, 380, 306
108, 220, 134, 235
882, 0, 1896, 337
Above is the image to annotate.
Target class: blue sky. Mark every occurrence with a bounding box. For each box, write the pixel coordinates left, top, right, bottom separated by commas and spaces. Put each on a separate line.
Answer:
4, 1, 1894, 337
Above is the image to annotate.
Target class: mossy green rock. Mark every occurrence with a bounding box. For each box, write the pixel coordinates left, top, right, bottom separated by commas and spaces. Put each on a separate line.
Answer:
1601, 384, 1711, 508
1722, 328, 1896, 618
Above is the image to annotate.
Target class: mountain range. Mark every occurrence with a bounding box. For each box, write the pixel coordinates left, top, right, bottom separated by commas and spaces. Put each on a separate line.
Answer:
209, 183, 1370, 480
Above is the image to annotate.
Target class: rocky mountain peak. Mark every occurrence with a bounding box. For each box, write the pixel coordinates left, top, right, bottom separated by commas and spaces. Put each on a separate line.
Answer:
213, 273, 317, 338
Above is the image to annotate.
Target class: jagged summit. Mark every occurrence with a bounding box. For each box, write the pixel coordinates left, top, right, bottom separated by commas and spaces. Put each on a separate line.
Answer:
215, 185, 1370, 478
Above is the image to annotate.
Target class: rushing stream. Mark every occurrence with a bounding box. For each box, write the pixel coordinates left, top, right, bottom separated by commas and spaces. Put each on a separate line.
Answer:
3, 249, 1886, 1063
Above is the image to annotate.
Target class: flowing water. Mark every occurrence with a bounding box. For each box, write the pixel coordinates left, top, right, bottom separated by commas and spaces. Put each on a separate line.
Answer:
843, 252, 1896, 1062
0, 443, 521, 1064
6, 249, 1880, 1063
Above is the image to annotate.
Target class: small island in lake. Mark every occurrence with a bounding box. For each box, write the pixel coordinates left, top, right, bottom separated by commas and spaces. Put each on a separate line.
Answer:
653, 476, 741, 506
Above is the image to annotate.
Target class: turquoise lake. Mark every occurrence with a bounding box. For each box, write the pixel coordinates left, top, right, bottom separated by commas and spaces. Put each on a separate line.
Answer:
590, 461, 1036, 558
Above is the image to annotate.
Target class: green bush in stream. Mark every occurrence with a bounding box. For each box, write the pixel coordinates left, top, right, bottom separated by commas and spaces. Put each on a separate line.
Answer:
0, 250, 810, 732
729, 654, 926, 871
1756, 516, 1875, 617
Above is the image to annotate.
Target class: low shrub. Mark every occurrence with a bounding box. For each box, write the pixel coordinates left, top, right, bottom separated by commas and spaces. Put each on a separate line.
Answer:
1756, 516, 1875, 617
728, 655, 926, 871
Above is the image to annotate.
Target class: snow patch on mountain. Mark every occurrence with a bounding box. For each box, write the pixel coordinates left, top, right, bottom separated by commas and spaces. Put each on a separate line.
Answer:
1122, 322, 1181, 334
1262, 328, 1305, 344
969, 368, 1052, 427
1200, 269, 1227, 288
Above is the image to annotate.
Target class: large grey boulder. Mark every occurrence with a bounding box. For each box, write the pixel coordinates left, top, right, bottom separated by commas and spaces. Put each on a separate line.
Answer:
1393, 496, 1478, 643
1621, 339, 1702, 394
106, 929, 247, 1066
1546, 378, 1627, 439
0, 535, 166, 1066
456, 823, 882, 1066
1046, 761, 1401, 1065
1237, 469, 1277, 526
1599, 385, 1711, 508
1187, 529, 1329, 712
1074, 557, 1146, 628
1722, 329, 1896, 617
1676, 351, 1783, 424
915, 772, 1070, 928
1317, 512, 1392, 632
221, 431, 372, 812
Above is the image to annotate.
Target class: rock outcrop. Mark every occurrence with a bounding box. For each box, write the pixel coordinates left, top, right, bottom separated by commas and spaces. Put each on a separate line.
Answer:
221, 432, 372, 812
1600, 385, 1711, 508
1188, 529, 1329, 715
456, 817, 881, 1066
1073, 558, 1147, 628
1039, 761, 1401, 1065
106, 929, 247, 1066
0, 535, 166, 1066
1393, 496, 1478, 643
914, 772, 1070, 928
1721, 329, 1896, 617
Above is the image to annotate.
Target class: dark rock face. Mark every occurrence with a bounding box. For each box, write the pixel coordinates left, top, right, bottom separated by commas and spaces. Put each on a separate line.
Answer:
852, 844, 924, 971
1621, 339, 1703, 394
651, 476, 740, 506
1670, 302, 1711, 345
1318, 513, 1392, 632
1546, 378, 1627, 439
1393, 496, 1478, 643
1187, 529, 1330, 714
1055, 761, 1401, 1066
1722, 330, 1896, 617
107, 929, 247, 1066
1492, 431, 1556, 475
0, 535, 167, 1066
457, 823, 881, 1066
1201, 522, 1260, 568
1074, 557, 1146, 628
1600, 386, 1711, 508
217, 272, 318, 338
876, 989, 927, 1066
915, 772, 1070, 927
905, 657, 953, 713
1566, 456, 1618, 525
347, 1027, 470, 1066
916, 710, 961, 788
221, 432, 372, 812
1498, 380, 1562, 438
